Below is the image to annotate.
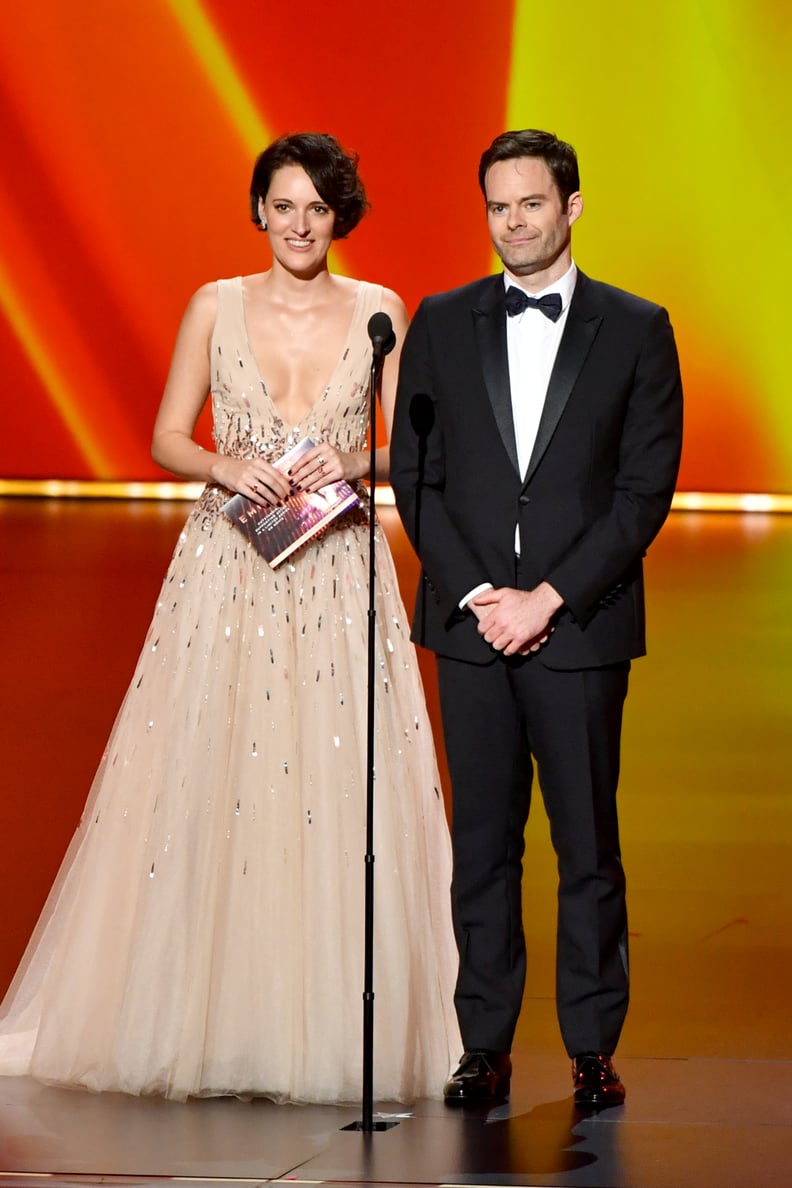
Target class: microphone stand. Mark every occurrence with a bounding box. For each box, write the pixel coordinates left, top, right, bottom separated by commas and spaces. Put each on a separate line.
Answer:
345, 317, 398, 1135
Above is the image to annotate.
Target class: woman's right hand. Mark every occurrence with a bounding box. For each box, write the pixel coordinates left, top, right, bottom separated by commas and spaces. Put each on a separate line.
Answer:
210, 455, 292, 507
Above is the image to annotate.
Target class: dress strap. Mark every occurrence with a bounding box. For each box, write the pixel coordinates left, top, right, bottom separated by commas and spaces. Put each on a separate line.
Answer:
210, 277, 245, 370
353, 280, 385, 328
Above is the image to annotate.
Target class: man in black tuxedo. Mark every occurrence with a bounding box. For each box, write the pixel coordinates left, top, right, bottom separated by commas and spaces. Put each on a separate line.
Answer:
390, 129, 683, 1109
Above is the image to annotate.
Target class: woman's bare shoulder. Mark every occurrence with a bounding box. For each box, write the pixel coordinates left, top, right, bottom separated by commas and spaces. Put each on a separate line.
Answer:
177, 280, 224, 333
378, 285, 409, 331
344, 276, 408, 322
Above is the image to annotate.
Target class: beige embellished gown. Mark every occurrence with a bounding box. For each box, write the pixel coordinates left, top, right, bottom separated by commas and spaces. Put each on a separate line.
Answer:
0, 277, 461, 1102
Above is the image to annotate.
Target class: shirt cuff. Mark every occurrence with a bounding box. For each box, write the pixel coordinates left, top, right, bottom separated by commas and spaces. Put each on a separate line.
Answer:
459, 582, 493, 610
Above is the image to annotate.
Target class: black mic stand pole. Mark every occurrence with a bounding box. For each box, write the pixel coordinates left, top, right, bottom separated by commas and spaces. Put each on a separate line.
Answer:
346, 316, 398, 1135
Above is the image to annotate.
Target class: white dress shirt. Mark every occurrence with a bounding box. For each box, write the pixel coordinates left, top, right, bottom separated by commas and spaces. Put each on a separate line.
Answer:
507, 262, 578, 481
460, 262, 578, 607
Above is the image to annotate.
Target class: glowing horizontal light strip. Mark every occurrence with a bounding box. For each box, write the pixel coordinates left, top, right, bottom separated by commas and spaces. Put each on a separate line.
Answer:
3, 482, 792, 513
0, 480, 206, 501
0, 480, 396, 504
672, 492, 792, 513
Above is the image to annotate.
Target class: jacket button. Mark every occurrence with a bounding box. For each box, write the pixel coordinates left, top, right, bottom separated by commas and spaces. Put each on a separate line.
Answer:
519, 494, 530, 505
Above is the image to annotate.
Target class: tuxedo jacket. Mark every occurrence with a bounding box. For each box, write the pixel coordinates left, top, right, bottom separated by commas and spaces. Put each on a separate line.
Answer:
390, 270, 684, 669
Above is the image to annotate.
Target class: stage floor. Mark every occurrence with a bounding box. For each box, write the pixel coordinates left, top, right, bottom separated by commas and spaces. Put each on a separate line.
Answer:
1, 499, 790, 1187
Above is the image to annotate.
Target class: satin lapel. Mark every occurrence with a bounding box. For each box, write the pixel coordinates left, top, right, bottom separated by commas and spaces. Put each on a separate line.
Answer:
523, 280, 602, 484
473, 279, 519, 474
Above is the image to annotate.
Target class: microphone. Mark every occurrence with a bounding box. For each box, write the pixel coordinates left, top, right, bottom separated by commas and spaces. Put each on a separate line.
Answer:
409, 392, 434, 437
367, 312, 396, 362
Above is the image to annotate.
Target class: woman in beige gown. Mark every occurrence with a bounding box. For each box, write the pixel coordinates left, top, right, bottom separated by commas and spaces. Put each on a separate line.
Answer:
0, 133, 460, 1103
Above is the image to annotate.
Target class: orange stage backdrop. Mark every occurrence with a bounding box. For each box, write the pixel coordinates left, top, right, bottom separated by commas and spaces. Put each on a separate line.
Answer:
1, 1, 790, 491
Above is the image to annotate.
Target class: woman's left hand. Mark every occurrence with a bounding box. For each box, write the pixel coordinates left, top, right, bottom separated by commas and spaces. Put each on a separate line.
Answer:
287, 443, 351, 493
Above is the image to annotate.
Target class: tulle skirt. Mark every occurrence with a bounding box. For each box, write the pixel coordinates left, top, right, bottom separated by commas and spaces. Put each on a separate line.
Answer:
0, 499, 460, 1102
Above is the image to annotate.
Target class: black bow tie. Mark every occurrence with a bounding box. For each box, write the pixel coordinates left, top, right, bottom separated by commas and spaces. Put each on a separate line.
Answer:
505, 287, 563, 322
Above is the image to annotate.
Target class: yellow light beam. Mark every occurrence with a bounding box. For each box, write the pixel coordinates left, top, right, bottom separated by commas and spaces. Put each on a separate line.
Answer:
163, 0, 274, 155
163, 0, 348, 275
0, 261, 113, 474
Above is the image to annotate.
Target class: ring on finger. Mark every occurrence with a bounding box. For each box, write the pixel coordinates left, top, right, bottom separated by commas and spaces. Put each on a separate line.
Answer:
317, 456, 326, 465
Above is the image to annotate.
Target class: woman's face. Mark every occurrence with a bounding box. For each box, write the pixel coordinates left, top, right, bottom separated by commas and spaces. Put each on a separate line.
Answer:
259, 164, 336, 275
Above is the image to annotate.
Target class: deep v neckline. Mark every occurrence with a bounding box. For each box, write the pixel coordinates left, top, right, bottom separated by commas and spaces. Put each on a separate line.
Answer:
238, 277, 365, 432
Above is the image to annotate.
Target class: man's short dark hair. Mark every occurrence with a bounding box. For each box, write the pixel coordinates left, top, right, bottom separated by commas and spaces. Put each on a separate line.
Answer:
478, 129, 580, 209
249, 132, 369, 240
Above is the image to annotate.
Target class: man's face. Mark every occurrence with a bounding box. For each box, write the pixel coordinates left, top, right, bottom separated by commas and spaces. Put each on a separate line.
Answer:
484, 156, 582, 281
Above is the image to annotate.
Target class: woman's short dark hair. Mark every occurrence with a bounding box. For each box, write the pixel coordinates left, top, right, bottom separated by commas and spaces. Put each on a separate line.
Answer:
478, 129, 580, 210
249, 132, 369, 239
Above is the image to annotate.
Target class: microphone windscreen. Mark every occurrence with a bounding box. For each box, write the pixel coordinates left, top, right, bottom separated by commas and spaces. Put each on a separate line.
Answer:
367, 312, 396, 356
367, 312, 392, 342
409, 393, 435, 436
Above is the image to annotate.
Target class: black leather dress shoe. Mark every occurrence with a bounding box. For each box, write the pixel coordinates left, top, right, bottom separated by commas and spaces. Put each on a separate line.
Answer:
443, 1050, 512, 1104
572, 1053, 626, 1109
